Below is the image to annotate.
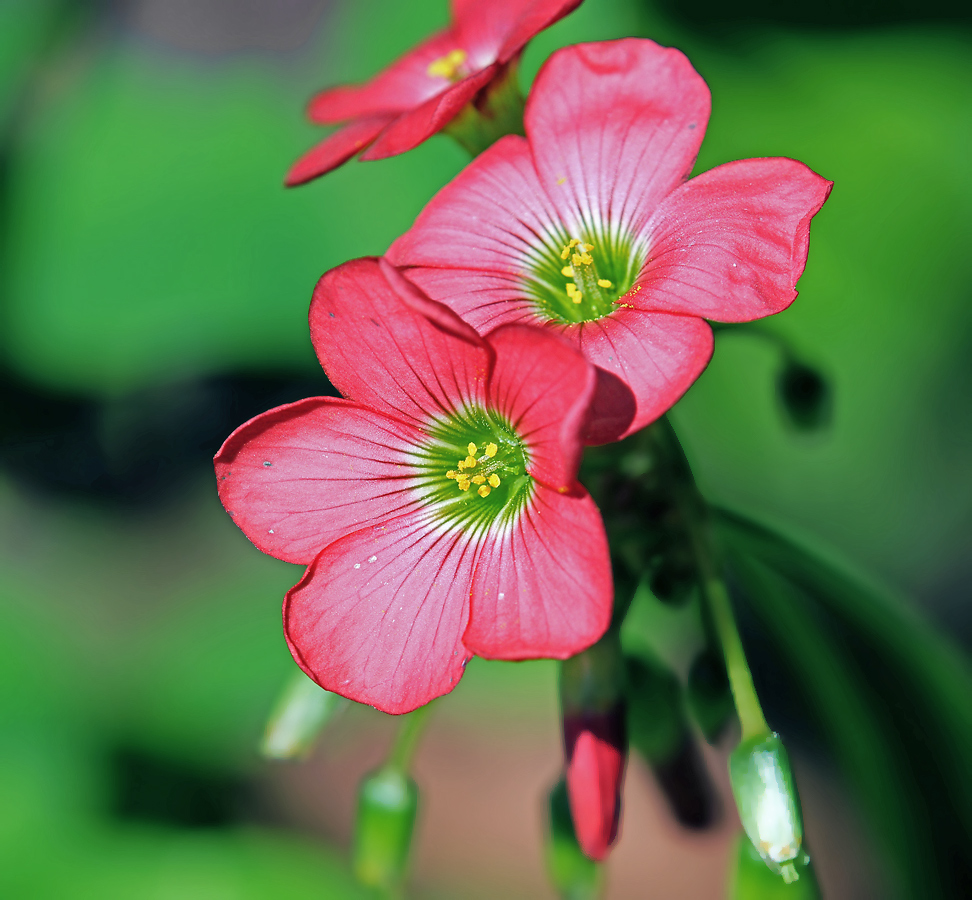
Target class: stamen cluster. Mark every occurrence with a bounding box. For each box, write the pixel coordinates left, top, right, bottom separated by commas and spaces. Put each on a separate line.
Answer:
446, 441, 502, 497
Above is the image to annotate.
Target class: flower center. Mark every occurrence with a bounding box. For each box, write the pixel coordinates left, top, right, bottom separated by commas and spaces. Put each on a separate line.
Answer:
427, 49, 469, 83
413, 407, 532, 533
523, 230, 641, 325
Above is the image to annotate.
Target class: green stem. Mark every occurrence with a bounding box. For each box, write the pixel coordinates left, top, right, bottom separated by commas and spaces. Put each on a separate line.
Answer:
652, 417, 770, 742
700, 573, 769, 741
385, 702, 435, 773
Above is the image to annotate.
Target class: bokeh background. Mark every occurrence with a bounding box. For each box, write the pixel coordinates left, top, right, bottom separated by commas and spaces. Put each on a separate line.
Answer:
1, 0, 970, 897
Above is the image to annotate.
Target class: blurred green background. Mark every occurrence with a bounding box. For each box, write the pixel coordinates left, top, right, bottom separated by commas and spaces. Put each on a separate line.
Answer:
0, 0, 969, 897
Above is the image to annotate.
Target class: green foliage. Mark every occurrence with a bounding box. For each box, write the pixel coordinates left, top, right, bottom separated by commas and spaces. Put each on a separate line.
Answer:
717, 509, 972, 899
545, 779, 602, 900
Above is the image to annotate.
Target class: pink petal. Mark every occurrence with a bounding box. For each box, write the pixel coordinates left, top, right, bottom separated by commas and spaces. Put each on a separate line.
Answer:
360, 64, 499, 162
453, 0, 583, 65
284, 515, 476, 714
285, 115, 394, 186
307, 28, 468, 124
526, 39, 710, 241
564, 711, 626, 861
573, 308, 713, 442
310, 258, 493, 427
495, 0, 584, 63
388, 134, 563, 282
464, 486, 611, 659
486, 324, 595, 491
403, 266, 538, 335
635, 158, 833, 321
214, 398, 423, 566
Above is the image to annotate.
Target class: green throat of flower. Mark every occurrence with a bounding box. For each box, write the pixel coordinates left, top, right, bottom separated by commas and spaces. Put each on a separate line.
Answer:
525, 230, 642, 325
414, 407, 532, 532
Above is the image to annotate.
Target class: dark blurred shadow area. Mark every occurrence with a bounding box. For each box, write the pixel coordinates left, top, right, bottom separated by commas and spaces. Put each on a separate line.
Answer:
0, 0, 969, 898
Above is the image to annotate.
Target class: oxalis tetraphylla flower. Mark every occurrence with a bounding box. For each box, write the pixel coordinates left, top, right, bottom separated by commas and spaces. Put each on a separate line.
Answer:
286, 0, 583, 185
388, 38, 834, 443
215, 258, 612, 714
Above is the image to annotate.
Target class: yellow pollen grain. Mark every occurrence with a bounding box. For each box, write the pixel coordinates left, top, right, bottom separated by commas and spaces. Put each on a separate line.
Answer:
488, 473, 501, 488
597, 278, 613, 288
463, 455, 477, 468
446, 470, 457, 480
467, 442, 477, 456
561, 265, 574, 277
566, 283, 582, 304
472, 475, 486, 485
582, 242, 593, 252
427, 49, 467, 80
485, 442, 498, 458
459, 481, 472, 491
572, 252, 592, 267
478, 485, 491, 498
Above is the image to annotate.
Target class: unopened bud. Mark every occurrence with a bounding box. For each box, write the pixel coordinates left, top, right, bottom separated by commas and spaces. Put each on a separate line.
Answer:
352, 768, 418, 890
776, 359, 831, 431
545, 778, 601, 900
562, 705, 626, 861
729, 733, 804, 879
260, 670, 347, 760
560, 632, 627, 862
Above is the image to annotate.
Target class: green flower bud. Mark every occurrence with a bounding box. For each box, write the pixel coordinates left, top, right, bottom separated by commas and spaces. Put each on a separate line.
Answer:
545, 778, 602, 900
260, 671, 346, 760
729, 733, 804, 879
352, 768, 418, 890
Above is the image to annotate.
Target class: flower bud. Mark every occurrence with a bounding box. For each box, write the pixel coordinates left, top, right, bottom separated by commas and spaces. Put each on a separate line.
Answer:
563, 706, 626, 861
626, 655, 716, 829
729, 733, 804, 880
260, 670, 346, 760
545, 778, 601, 900
776, 359, 831, 431
560, 631, 627, 862
352, 768, 418, 890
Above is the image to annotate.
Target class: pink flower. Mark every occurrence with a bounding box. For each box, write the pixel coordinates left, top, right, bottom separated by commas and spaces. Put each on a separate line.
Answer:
388, 39, 833, 443
214, 258, 612, 714
563, 707, 627, 860
286, 0, 583, 186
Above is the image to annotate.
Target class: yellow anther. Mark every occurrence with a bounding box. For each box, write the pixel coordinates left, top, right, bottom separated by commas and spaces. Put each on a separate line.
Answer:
446, 470, 457, 480
472, 474, 486, 485
427, 49, 467, 80
582, 243, 593, 252
478, 485, 491, 498
572, 251, 593, 267
467, 442, 477, 456
566, 283, 582, 304
488, 473, 501, 488
597, 278, 613, 288
485, 442, 498, 458
560, 246, 571, 261
459, 480, 472, 491
561, 265, 574, 277
463, 456, 477, 468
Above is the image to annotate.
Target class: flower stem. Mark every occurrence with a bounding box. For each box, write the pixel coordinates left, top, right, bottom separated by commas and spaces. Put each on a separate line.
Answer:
652, 418, 770, 742
385, 701, 435, 773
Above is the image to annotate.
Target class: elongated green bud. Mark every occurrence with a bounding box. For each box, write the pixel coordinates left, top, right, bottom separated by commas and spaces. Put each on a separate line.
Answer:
730, 834, 819, 899
260, 670, 346, 760
352, 768, 418, 890
729, 733, 804, 881
545, 778, 602, 900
